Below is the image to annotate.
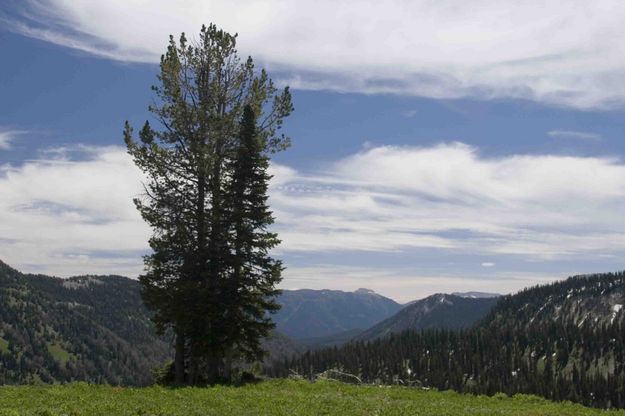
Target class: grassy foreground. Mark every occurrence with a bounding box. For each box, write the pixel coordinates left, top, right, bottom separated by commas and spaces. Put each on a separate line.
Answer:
0, 379, 623, 416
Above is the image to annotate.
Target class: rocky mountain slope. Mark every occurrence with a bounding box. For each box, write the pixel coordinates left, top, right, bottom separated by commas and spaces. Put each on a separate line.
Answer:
452, 291, 502, 299
485, 272, 625, 329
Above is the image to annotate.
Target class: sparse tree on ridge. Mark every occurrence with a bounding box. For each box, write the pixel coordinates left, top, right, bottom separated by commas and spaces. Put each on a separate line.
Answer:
124, 23, 292, 385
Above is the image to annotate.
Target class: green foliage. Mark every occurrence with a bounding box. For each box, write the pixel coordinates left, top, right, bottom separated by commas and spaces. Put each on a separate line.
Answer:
45, 343, 73, 365
0, 380, 622, 415
150, 361, 174, 385
125, 23, 292, 384
0, 338, 8, 353
221, 105, 283, 363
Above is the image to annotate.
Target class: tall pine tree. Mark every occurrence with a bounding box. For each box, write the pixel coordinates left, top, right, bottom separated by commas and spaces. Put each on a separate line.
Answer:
224, 105, 282, 364
124, 24, 292, 385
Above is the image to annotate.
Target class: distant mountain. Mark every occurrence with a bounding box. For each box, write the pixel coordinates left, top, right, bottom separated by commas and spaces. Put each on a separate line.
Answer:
355, 293, 499, 341
452, 291, 502, 299
277, 272, 625, 410
273, 288, 402, 339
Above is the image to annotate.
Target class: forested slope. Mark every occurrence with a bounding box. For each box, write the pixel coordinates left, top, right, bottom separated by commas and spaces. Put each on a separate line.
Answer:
355, 293, 498, 341
0, 260, 170, 385
273, 272, 625, 409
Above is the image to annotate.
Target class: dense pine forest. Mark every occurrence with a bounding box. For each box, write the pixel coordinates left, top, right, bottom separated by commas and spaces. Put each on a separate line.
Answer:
270, 272, 625, 409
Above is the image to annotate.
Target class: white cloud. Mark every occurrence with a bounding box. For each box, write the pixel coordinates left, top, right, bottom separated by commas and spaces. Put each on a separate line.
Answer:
0, 145, 149, 277
401, 110, 418, 118
3, 142, 625, 300
271, 143, 625, 259
280, 265, 560, 303
547, 130, 602, 141
8, 1, 625, 108
0, 130, 24, 150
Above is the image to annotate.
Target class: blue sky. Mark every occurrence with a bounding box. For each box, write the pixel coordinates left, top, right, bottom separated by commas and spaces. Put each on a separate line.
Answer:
3, 1, 625, 301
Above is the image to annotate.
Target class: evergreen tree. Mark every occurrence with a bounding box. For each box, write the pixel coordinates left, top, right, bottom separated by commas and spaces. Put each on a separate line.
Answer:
223, 104, 282, 365
124, 24, 292, 385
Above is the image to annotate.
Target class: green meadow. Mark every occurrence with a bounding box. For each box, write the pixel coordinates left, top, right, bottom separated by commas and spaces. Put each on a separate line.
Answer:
0, 379, 623, 416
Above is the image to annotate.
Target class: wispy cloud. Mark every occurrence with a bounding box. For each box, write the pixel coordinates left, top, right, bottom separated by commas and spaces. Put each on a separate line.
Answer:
0, 129, 26, 149
547, 130, 602, 141
0, 145, 149, 277
3, 142, 625, 299
271, 143, 625, 261
280, 265, 561, 302
7, 1, 625, 108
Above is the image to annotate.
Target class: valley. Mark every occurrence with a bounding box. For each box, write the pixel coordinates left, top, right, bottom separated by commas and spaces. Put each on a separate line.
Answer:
2, 259, 625, 410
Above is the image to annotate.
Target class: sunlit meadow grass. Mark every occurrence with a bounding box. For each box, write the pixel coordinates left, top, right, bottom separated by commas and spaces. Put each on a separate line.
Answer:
0, 379, 624, 415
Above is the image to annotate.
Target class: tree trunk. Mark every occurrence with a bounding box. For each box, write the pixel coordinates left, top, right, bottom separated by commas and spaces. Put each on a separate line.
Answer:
188, 352, 198, 386
223, 351, 233, 383
174, 332, 186, 385
205, 354, 220, 385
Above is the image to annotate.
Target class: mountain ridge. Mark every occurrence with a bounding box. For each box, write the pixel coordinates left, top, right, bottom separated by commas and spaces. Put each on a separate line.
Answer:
273, 288, 402, 339
355, 293, 499, 341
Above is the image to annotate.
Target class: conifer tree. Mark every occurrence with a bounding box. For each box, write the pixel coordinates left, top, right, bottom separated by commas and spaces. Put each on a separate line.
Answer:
124, 24, 292, 384
223, 104, 283, 364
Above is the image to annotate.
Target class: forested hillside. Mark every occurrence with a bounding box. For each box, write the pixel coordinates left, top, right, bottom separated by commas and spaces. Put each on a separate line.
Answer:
355, 293, 498, 341
272, 272, 625, 409
1, 261, 404, 384
0, 261, 307, 384
0, 260, 170, 385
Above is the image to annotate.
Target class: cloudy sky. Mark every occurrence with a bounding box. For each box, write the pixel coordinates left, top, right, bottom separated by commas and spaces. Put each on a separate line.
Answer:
2, 1, 625, 302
